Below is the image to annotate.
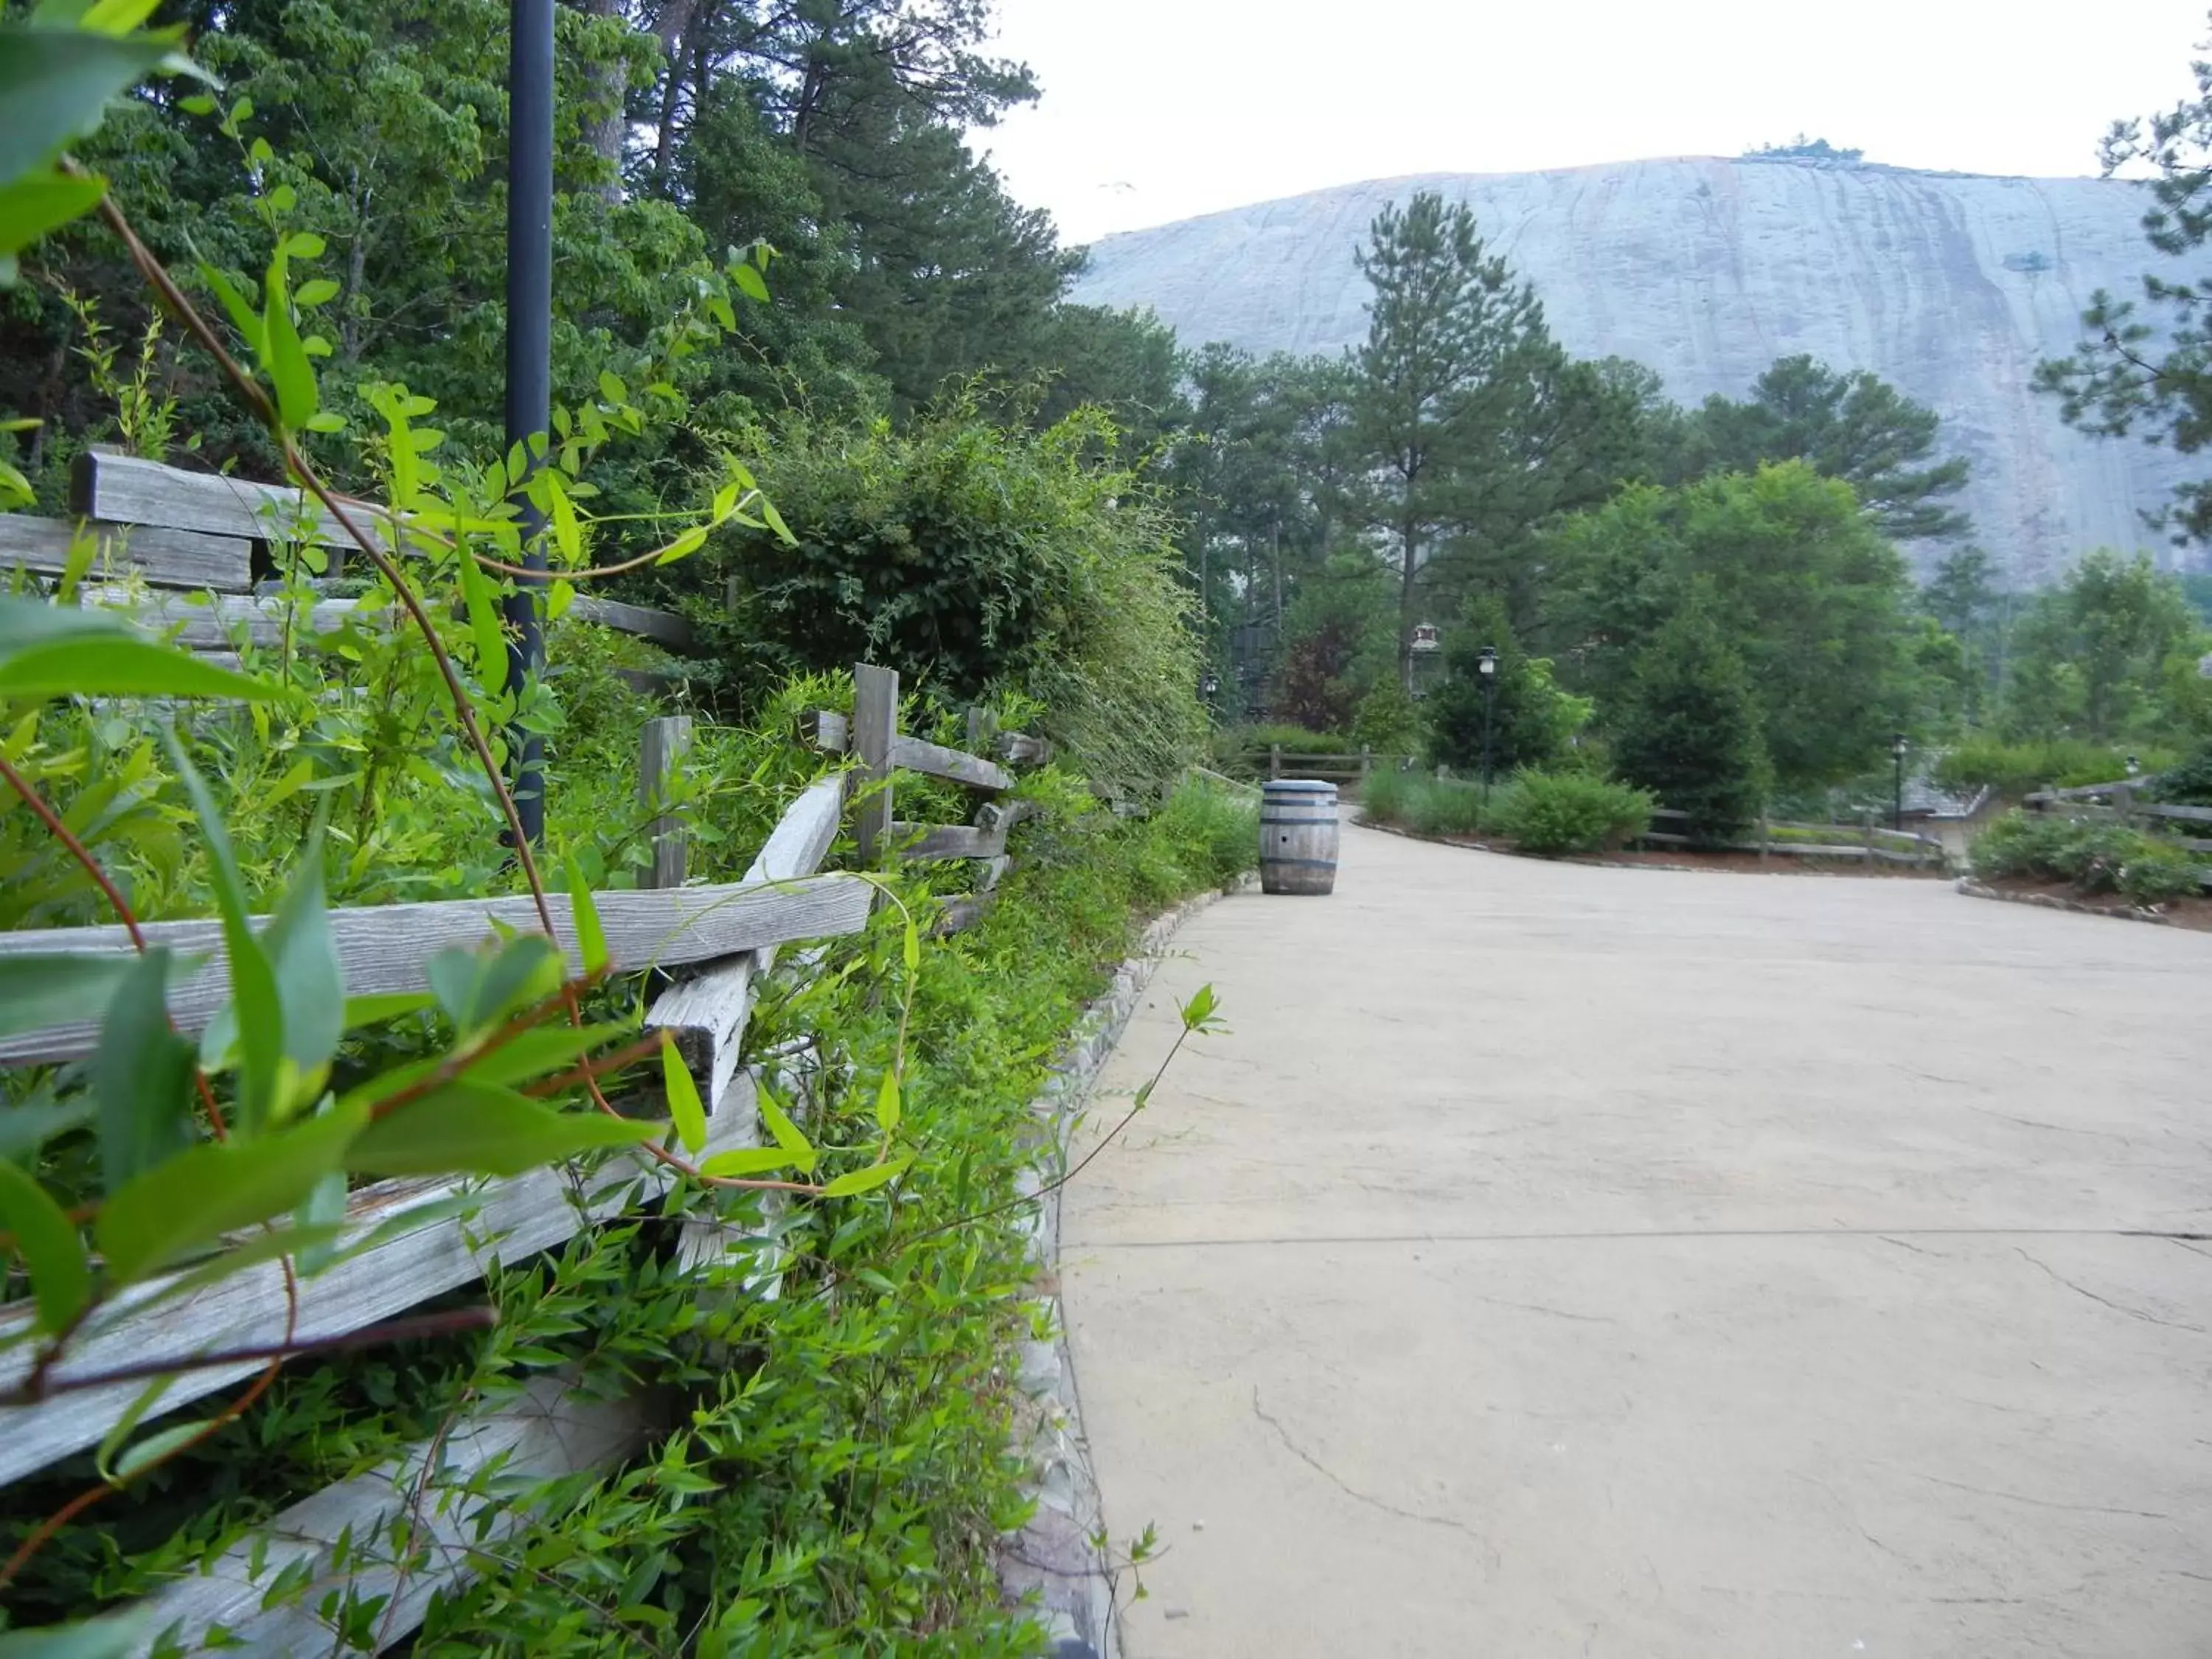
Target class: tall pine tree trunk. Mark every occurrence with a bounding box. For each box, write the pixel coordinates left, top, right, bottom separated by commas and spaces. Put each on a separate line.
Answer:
577, 0, 628, 204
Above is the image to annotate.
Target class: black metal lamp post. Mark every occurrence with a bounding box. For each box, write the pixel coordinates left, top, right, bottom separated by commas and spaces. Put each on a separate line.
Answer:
503, 0, 554, 846
1891, 731, 1908, 832
1478, 647, 1499, 800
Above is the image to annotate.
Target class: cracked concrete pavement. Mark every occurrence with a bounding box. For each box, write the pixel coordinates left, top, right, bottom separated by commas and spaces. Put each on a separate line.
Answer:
1059, 824, 2212, 1657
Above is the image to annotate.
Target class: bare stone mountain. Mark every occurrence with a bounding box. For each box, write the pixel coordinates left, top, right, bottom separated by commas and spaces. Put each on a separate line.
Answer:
1069, 156, 2205, 584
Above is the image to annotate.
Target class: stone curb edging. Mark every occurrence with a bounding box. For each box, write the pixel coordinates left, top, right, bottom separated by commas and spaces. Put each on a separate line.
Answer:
1955, 875, 2175, 927
995, 873, 1256, 1658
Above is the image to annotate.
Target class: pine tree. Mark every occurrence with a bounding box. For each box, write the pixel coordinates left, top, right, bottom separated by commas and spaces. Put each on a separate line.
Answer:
1610, 604, 1769, 845
1425, 595, 1579, 777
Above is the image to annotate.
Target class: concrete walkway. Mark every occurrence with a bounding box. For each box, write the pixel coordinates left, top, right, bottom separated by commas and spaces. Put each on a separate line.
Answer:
1060, 824, 2212, 1659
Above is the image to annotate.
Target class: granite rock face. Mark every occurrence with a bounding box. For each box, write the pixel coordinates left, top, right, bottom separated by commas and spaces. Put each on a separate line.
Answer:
1071, 157, 2205, 583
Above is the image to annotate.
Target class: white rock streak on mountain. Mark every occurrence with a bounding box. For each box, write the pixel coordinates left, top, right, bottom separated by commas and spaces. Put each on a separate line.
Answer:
1070, 156, 2204, 583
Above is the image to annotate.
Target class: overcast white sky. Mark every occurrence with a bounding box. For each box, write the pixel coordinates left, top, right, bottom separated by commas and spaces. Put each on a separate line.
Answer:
975, 0, 2211, 244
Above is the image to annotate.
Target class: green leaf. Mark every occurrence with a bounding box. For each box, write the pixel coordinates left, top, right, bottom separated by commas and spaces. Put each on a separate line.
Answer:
108, 1419, 206, 1483
197, 262, 265, 358
260, 834, 344, 1084
0, 1608, 151, 1658
597, 370, 627, 406
902, 916, 919, 975
178, 91, 215, 115
167, 736, 282, 1134
456, 1022, 630, 1091
0, 171, 106, 257
342, 990, 436, 1029
0, 611, 274, 699
761, 499, 794, 545
0, 28, 175, 186
654, 524, 708, 566
0, 1158, 89, 1334
91, 945, 194, 1192
0, 952, 129, 1040
78, 0, 164, 33
133, 1219, 344, 1311
291, 276, 338, 307
262, 260, 316, 430
873, 1068, 900, 1135
455, 546, 506, 695
566, 858, 607, 976
697, 1144, 802, 1179
820, 1155, 913, 1200
0, 1091, 94, 1163
661, 1032, 706, 1155
731, 262, 770, 304
282, 231, 324, 260
425, 935, 560, 1036
94, 1099, 367, 1284
1180, 983, 1219, 1032
94, 1374, 181, 1484
344, 1082, 655, 1178
756, 1086, 815, 1175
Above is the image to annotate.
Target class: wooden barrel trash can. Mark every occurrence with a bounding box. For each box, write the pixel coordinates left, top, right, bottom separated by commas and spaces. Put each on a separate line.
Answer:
1259, 779, 1340, 896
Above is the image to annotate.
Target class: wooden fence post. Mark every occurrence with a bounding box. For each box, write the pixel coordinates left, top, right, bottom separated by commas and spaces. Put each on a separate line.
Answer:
852, 662, 898, 864
1360, 745, 1372, 785
2114, 782, 2135, 829
639, 715, 692, 888
1860, 810, 1875, 867
1270, 742, 1282, 779
1758, 813, 1770, 869
966, 705, 997, 757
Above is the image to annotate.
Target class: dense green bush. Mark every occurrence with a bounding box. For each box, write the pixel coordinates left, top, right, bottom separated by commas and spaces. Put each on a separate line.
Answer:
1610, 603, 1768, 846
2146, 742, 2212, 807
1360, 768, 1488, 837
1425, 596, 1589, 777
1221, 723, 1352, 757
1933, 737, 2177, 799
716, 400, 1205, 788
1489, 771, 1655, 856
1972, 810, 2205, 905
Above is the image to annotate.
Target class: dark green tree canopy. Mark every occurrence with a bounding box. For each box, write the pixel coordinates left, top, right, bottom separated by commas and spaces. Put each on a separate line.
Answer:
1684, 355, 1972, 542
1610, 600, 1769, 844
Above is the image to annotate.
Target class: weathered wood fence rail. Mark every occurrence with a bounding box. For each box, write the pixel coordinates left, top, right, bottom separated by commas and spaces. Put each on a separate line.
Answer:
1638, 807, 1949, 869
0, 449, 696, 658
0, 661, 1048, 1653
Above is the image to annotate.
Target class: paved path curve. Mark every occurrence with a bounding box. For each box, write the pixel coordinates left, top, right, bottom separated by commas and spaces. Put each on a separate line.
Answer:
1061, 823, 2212, 1658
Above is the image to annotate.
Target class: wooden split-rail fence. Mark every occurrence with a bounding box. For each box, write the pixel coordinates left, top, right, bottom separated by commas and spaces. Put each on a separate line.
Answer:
0, 660, 1048, 1654
0, 448, 697, 666
1638, 808, 1949, 869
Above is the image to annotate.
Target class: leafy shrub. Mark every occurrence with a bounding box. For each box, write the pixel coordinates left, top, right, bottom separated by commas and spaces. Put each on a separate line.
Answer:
2146, 742, 2212, 807
1351, 683, 1421, 757
1934, 737, 2176, 799
1425, 595, 1589, 776
1149, 775, 1261, 891
1610, 604, 1768, 846
1360, 767, 1486, 837
718, 400, 1204, 788
1225, 722, 1351, 757
1972, 810, 2206, 905
1489, 771, 1655, 856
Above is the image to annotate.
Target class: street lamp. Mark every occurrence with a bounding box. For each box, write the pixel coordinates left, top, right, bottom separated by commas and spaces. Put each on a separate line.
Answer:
1477, 647, 1499, 800
1891, 731, 1909, 832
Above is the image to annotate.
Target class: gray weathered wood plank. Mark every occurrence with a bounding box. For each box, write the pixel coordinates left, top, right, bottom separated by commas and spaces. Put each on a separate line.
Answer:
134, 1375, 662, 1656
74, 450, 394, 550
0, 1105, 754, 1487
639, 715, 694, 888
569, 594, 695, 649
804, 709, 849, 754
89, 585, 362, 649
644, 777, 847, 1117
852, 664, 897, 864
889, 821, 998, 860
2143, 801, 2212, 824
889, 732, 1013, 793
0, 513, 253, 593
0, 874, 874, 1066
935, 889, 999, 935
